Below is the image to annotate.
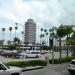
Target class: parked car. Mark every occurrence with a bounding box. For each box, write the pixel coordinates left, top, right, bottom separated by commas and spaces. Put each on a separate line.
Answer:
40, 50, 45, 54
0, 62, 22, 75
68, 59, 75, 74
1, 50, 18, 57
20, 50, 41, 58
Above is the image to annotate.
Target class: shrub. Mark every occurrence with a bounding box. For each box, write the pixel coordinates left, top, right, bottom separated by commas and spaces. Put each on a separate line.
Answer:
49, 56, 75, 64
4, 60, 47, 67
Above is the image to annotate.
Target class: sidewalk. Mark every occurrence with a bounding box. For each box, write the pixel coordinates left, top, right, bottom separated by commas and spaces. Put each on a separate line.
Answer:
22, 66, 44, 71
22, 62, 69, 72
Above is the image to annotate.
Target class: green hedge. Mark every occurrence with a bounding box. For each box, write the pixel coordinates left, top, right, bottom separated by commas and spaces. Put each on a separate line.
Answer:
49, 56, 75, 64
4, 60, 47, 67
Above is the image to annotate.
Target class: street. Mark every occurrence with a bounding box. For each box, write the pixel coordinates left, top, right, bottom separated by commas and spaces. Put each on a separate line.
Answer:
0, 52, 72, 62
22, 63, 70, 75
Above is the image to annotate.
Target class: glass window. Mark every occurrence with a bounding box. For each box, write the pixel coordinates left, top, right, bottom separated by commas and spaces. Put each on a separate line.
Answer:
71, 61, 75, 65
0, 64, 6, 70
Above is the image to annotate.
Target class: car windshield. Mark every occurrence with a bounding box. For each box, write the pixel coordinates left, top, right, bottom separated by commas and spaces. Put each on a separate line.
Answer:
4, 64, 10, 69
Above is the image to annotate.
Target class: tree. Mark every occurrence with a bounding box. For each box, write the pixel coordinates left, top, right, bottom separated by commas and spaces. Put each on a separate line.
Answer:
14, 26, 18, 38
40, 28, 43, 44
2, 28, 5, 49
14, 37, 21, 44
64, 25, 73, 58
9, 27, 13, 43
46, 32, 48, 46
68, 31, 75, 56
56, 25, 66, 59
44, 29, 47, 45
2, 28, 5, 42
21, 31, 24, 44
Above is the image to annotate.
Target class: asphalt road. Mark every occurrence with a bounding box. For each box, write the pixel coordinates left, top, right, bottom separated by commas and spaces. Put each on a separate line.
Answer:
22, 63, 70, 75
0, 52, 72, 62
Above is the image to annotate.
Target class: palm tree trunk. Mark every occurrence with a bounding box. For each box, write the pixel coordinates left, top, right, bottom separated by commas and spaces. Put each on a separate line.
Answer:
15, 30, 16, 38
10, 31, 11, 43
59, 38, 62, 59
2, 31, 4, 50
67, 34, 69, 58
3, 31, 4, 42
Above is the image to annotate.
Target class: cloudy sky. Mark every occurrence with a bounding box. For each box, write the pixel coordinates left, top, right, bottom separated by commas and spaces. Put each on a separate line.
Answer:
0, 0, 75, 43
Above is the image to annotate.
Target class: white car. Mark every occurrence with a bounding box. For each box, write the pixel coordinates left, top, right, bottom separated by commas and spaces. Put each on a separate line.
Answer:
0, 62, 22, 75
68, 59, 75, 74
20, 51, 41, 58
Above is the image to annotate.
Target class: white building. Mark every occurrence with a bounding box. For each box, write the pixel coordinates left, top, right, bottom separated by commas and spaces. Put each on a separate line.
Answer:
25, 19, 36, 44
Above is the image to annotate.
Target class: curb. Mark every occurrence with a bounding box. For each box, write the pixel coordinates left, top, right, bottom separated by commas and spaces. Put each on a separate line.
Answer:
22, 66, 44, 72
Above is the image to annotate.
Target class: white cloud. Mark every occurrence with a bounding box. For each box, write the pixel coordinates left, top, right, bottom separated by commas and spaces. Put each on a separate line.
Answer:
0, 0, 75, 42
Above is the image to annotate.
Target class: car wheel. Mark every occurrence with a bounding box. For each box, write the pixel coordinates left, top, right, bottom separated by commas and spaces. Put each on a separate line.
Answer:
11, 73, 19, 75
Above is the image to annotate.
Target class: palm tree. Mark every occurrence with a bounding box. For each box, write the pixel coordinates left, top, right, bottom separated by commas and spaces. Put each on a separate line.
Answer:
42, 34, 45, 45
14, 26, 18, 38
2, 28, 5, 49
21, 31, 24, 50
40, 34, 42, 45
46, 32, 48, 46
44, 29, 47, 45
68, 31, 75, 56
9, 27, 13, 43
56, 25, 66, 59
40, 28, 43, 44
2, 28, 5, 42
64, 25, 73, 58
21, 31, 24, 40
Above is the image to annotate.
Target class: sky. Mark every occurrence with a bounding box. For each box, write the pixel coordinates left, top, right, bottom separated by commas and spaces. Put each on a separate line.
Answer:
0, 0, 75, 43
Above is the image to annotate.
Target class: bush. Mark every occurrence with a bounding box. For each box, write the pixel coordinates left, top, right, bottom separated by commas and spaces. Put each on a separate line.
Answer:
49, 57, 75, 64
4, 60, 47, 67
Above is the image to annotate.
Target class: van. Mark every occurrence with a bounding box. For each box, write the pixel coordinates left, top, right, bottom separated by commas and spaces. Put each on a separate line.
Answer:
20, 50, 41, 58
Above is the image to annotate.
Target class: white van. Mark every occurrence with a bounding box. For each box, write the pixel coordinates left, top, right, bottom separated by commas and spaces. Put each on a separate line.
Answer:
20, 50, 41, 58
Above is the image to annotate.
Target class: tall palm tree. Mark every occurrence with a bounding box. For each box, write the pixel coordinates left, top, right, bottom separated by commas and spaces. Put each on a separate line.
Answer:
44, 29, 47, 45
21, 31, 24, 50
46, 32, 48, 46
40, 28, 43, 44
21, 31, 24, 43
2, 28, 5, 42
56, 25, 66, 59
64, 25, 73, 58
42, 34, 45, 45
2, 28, 5, 49
41, 28, 43, 33
14, 26, 18, 38
9, 27, 13, 43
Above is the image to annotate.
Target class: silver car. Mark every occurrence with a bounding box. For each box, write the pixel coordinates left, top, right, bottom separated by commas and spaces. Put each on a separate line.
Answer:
68, 59, 75, 74
0, 62, 22, 75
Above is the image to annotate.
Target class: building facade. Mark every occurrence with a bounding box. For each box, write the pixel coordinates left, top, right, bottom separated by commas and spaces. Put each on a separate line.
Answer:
25, 19, 36, 44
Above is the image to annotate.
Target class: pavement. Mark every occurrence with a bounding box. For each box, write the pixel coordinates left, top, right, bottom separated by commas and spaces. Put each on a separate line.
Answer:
21, 63, 69, 72
22, 63, 69, 75
22, 66, 44, 72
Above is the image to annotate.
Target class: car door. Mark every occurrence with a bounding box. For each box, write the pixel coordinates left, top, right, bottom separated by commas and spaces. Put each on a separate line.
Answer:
0, 63, 9, 75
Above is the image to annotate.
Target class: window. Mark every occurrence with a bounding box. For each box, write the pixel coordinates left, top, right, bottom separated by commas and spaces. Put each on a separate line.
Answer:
0, 64, 6, 70
31, 52, 39, 54
71, 61, 75, 65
